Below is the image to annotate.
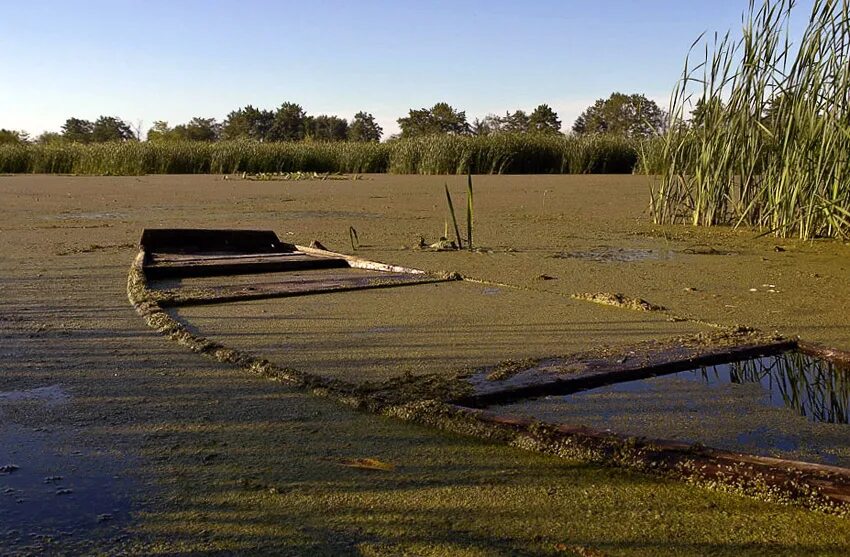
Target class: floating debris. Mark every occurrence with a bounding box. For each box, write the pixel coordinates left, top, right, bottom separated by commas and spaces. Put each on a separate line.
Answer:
334, 458, 395, 472
550, 247, 661, 262
239, 171, 363, 181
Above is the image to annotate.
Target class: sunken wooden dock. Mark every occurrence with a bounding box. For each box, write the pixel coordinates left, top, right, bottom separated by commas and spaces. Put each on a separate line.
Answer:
131, 228, 850, 513
139, 228, 455, 306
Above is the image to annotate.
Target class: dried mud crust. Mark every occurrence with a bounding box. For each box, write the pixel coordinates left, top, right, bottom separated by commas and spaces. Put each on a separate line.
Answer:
572, 291, 665, 312
127, 251, 850, 516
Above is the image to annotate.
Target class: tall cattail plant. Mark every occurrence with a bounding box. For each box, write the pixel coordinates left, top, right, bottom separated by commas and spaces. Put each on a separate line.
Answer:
652, 0, 850, 239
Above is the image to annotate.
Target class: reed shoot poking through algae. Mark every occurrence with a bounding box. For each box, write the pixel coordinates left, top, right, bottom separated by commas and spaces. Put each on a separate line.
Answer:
349, 226, 359, 251
444, 184, 463, 249
466, 173, 476, 250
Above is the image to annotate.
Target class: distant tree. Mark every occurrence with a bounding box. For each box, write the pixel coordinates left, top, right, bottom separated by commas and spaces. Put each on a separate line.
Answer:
471, 117, 492, 136
348, 111, 383, 142
268, 102, 307, 141
397, 102, 470, 137
502, 110, 531, 133
471, 106, 561, 135
689, 97, 724, 129
305, 115, 349, 141
91, 116, 136, 142
471, 114, 505, 135
529, 104, 562, 134
222, 105, 275, 141
146, 121, 173, 141
36, 131, 63, 144
61, 118, 94, 143
0, 129, 30, 144
174, 117, 221, 142
761, 93, 789, 129
572, 93, 665, 138
129, 120, 144, 142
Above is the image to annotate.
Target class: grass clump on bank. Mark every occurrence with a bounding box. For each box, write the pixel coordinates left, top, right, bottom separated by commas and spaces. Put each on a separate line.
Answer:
0, 134, 640, 176
651, 0, 850, 240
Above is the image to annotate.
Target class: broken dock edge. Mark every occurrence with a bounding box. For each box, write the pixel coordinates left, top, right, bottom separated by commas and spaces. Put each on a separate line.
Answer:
439, 403, 850, 512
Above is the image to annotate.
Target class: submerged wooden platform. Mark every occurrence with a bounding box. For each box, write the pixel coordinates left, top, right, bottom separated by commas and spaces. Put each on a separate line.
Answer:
139, 228, 453, 306
132, 228, 850, 511
151, 267, 448, 307
145, 251, 350, 279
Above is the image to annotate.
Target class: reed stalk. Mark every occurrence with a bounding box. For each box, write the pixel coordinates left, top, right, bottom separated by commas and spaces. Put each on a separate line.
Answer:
444, 184, 463, 249
651, 0, 850, 240
466, 173, 474, 250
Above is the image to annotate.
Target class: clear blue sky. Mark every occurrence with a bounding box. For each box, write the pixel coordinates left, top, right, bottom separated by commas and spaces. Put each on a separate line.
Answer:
0, 0, 813, 138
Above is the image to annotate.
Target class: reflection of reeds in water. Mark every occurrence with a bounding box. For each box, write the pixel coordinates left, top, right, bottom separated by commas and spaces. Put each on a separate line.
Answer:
696, 353, 850, 424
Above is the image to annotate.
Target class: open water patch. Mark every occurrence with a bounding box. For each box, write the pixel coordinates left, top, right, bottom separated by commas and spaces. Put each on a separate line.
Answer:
498, 352, 850, 467
0, 385, 136, 553
0, 384, 69, 405
51, 211, 127, 221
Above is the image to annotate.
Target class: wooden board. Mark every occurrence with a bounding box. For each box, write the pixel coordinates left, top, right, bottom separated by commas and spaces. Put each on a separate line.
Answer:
153, 268, 448, 307
139, 228, 294, 254
455, 404, 850, 507
456, 340, 796, 407
145, 252, 349, 279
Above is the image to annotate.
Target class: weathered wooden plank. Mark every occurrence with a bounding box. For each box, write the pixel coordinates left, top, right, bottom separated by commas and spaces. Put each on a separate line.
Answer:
156, 272, 449, 306
140, 228, 294, 254
150, 251, 309, 264
148, 252, 334, 267
296, 244, 427, 274
454, 404, 850, 506
145, 253, 349, 279
456, 340, 797, 407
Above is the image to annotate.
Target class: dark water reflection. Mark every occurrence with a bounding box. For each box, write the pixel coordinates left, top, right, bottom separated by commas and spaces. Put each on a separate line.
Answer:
581, 352, 850, 425
687, 352, 850, 424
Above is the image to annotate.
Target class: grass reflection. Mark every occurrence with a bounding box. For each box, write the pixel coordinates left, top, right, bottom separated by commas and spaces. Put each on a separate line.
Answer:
695, 353, 850, 424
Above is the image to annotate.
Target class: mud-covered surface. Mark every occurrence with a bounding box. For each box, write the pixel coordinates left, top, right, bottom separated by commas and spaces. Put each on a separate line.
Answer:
2, 174, 850, 555
170, 281, 703, 384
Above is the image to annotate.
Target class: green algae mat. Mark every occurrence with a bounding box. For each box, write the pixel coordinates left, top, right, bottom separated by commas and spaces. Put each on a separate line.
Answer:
3, 174, 850, 555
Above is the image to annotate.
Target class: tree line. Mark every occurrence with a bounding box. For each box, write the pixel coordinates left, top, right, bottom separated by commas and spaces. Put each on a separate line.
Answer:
0, 93, 667, 145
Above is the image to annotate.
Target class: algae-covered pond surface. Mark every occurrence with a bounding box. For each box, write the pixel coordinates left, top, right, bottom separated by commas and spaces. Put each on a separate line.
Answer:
2, 174, 850, 555
171, 280, 703, 384
499, 352, 850, 467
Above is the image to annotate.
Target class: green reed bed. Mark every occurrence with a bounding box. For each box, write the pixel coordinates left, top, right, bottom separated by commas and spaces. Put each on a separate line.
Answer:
652, 0, 850, 239
0, 134, 640, 176
386, 133, 638, 174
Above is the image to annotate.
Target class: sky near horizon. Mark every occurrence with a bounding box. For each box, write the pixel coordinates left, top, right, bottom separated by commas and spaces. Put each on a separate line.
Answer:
0, 0, 814, 138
